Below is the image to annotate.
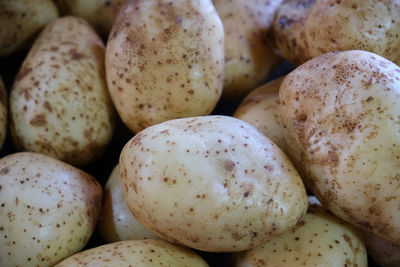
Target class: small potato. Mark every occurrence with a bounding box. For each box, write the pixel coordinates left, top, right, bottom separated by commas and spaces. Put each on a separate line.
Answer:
120, 115, 308, 252
55, 0, 126, 38
273, 0, 400, 65
55, 239, 209, 266
0, 152, 102, 267
10, 16, 116, 166
0, 0, 59, 57
106, 0, 224, 133
279, 50, 400, 244
234, 77, 286, 153
98, 164, 159, 243
363, 230, 400, 267
213, 0, 282, 99
0, 76, 7, 149
234, 197, 367, 266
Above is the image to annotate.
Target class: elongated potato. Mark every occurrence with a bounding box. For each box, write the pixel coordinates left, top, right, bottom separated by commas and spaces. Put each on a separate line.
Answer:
106, 0, 224, 133
10, 16, 116, 166
279, 50, 400, 244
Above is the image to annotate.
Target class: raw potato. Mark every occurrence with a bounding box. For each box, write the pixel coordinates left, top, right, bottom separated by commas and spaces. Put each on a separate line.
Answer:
363, 230, 400, 267
98, 164, 159, 243
234, 197, 367, 266
0, 76, 7, 149
273, 0, 400, 65
106, 0, 224, 133
120, 115, 308, 252
0, 0, 59, 57
213, 0, 282, 99
234, 77, 286, 153
10, 16, 116, 166
55, 239, 209, 266
55, 0, 126, 38
279, 50, 400, 244
0, 152, 102, 267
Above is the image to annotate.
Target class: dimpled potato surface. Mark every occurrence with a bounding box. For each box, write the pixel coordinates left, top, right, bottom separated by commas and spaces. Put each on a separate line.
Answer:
106, 0, 224, 133
120, 115, 308, 252
279, 50, 400, 244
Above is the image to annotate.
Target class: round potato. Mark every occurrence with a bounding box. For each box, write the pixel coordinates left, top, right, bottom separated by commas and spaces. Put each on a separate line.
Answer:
10, 16, 116, 166
234, 196, 367, 266
120, 115, 308, 252
98, 164, 159, 243
0, 152, 102, 267
234, 77, 286, 153
213, 0, 282, 99
0, 76, 7, 149
55, 239, 208, 266
279, 50, 400, 244
106, 0, 224, 133
0, 0, 59, 57
363, 230, 400, 267
273, 0, 400, 65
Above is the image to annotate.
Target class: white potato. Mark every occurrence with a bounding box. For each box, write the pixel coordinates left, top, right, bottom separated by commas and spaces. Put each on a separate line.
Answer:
55, 239, 208, 266
0, 152, 102, 267
106, 0, 224, 133
279, 50, 400, 244
120, 115, 308, 252
363, 230, 400, 267
10, 16, 116, 166
98, 164, 159, 243
0, 76, 7, 149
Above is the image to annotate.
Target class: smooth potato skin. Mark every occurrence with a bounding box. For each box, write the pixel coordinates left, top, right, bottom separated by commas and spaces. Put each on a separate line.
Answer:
279, 50, 400, 244
10, 16, 116, 166
106, 0, 224, 133
273, 0, 400, 65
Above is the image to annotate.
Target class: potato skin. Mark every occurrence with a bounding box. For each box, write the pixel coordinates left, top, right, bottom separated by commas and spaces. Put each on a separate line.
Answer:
279, 50, 400, 244
0, 76, 7, 149
273, 0, 400, 65
10, 16, 116, 166
0, 0, 59, 57
363, 230, 400, 267
106, 0, 224, 133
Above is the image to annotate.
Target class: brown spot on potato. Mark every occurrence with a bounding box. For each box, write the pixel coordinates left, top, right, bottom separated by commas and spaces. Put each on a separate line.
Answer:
30, 114, 47, 127
15, 67, 32, 81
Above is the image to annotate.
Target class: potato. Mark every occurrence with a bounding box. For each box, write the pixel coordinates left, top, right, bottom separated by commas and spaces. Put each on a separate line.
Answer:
10, 16, 116, 166
234, 77, 286, 153
0, 0, 59, 57
98, 164, 159, 243
0, 76, 7, 149
213, 0, 282, 99
279, 50, 400, 244
234, 196, 367, 266
363, 230, 400, 267
120, 115, 308, 252
55, 239, 208, 266
55, 0, 126, 38
273, 0, 400, 65
0, 152, 102, 267
106, 0, 224, 133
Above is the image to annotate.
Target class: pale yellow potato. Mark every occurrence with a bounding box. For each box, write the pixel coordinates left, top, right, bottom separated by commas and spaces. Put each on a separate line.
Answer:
120, 115, 308, 252
273, 0, 400, 65
0, 76, 7, 149
213, 0, 282, 99
279, 50, 400, 244
106, 0, 224, 133
55, 239, 208, 266
0, 0, 59, 57
234, 77, 286, 153
0, 152, 102, 267
10, 16, 116, 166
98, 164, 159, 243
56, 0, 126, 38
234, 196, 367, 267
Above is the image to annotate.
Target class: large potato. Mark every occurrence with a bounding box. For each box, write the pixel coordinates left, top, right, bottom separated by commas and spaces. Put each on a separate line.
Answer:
279, 50, 400, 244
10, 16, 116, 166
55, 239, 208, 266
212, 0, 282, 99
0, 76, 7, 149
0, 0, 59, 57
0, 152, 102, 267
120, 115, 308, 252
273, 0, 400, 65
106, 0, 224, 133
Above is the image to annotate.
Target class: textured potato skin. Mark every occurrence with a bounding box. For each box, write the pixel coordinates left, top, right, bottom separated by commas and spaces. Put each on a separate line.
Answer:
273, 0, 400, 65
10, 16, 116, 166
279, 50, 400, 244
106, 0, 224, 133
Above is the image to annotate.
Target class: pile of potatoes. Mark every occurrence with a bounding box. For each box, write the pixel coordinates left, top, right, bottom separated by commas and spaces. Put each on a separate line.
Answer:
0, 0, 399, 266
